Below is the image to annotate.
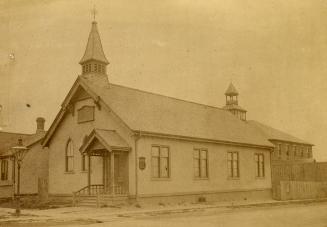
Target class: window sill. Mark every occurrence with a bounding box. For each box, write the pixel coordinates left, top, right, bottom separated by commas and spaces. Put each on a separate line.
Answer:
64, 171, 75, 174
0, 180, 13, 186
227, 177, 240, 180
151, 177, 171, 181
255, 176, 265, 180
194, 177, 209, 181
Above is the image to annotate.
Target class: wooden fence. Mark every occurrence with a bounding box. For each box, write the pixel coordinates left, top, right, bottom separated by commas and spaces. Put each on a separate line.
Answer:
272, 162, 327, 183
272, 162, 327, 200
273, 181, 327, 200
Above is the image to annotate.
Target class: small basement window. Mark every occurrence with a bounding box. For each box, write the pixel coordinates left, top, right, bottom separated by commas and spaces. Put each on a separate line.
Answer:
77, 106, 95, 123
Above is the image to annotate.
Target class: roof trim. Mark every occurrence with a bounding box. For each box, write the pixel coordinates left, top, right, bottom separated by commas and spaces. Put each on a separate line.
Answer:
80, 129, 131, 154
134, 130, 274, 150
269, 139, 314, 146
42, 77, 133, 147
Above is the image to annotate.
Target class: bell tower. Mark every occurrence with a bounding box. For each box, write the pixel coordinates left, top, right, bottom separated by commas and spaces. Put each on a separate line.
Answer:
223, 83, 247, 121
79, 20, 109, 75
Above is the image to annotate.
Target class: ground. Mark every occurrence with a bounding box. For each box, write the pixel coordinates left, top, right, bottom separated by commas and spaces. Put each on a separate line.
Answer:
0, 200, 327, 227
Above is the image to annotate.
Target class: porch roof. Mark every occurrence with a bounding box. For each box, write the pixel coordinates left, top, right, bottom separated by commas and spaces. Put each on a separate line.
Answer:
80, 129, 131, 155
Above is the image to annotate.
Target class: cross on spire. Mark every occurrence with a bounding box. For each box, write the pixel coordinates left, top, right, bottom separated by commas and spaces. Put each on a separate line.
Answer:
91, 5, 97, 21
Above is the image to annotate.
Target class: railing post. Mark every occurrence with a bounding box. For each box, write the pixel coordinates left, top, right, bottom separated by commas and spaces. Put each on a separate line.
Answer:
72, 192, 76, 207
111, 152, 115, 196
96, 191, 100, 208
88, 155, 91, 195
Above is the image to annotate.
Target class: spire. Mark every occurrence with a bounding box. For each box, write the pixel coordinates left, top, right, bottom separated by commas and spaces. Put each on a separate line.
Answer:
79, 21, 109, 65
225, 83, 239, 96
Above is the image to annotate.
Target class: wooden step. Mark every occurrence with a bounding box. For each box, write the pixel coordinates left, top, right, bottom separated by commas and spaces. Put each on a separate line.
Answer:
75, 194, 129, 207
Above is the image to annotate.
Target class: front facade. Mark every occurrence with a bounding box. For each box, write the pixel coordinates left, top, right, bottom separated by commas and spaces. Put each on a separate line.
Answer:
41, 20, 313, 204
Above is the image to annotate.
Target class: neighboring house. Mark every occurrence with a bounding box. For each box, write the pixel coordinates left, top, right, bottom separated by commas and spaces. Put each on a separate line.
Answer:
247, 121, 313, 164
40, 20, 313, 204
0, 118, 48, 198
221, 83, 314, 164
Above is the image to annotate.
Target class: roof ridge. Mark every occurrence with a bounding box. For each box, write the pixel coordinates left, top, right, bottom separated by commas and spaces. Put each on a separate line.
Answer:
248, 120, 312, 145
0, 131, 32, 136
95, 129, 116, 132
109, 83, 226, 112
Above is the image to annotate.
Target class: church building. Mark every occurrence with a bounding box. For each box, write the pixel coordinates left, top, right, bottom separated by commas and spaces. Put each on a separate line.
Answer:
41, 20, 313, 205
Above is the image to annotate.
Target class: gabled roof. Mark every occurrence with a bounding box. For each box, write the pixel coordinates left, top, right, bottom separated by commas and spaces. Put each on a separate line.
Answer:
25, 131, 47, 148
0, 131, 30, 156
80, 129, 130, 154
225, 83, 239, 96
247, 120, 313, 146
43, 74, 274, 148
79, 21, 109, 65
0, 131, 46, 157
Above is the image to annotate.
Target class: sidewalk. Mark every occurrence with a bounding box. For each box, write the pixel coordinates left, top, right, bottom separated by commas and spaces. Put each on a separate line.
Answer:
1, 198, 327, 225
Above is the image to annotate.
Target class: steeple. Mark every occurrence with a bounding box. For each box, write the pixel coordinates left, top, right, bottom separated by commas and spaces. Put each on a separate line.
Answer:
80, 20, 109, 75
223, 83, 247, 121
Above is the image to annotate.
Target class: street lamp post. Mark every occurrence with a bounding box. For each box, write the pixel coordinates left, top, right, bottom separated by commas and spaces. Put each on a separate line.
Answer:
11, 138, 29, 216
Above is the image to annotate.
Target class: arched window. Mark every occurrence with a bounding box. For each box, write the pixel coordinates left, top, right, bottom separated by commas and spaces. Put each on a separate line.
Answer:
65, 140, 74, 172
81, 136, 88, 171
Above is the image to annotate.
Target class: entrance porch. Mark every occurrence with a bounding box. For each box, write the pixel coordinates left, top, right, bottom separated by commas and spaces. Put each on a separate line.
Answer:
74, 129, 130, 200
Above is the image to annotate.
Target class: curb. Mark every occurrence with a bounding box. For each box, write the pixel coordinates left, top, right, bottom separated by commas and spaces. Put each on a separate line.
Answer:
112, 198, 327, 217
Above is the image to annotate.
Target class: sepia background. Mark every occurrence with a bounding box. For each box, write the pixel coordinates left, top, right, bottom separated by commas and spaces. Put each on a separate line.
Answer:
0, 0, 326, 161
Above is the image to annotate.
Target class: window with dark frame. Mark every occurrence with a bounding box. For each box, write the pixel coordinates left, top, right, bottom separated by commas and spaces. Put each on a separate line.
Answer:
151, 145, 169, 178
278, 144, 282, 158
193, 149, 208, 178
254, 153, 265, 178
227, 151, 239, 178
81, 136, 88, 171
293, 145, 297, 157
81, 154, 88, 171
77, 106, 95, 123
308, 147, 312, 158
286, 145, 290, 159
0, 159, 8, 181
65, 140, 74, 172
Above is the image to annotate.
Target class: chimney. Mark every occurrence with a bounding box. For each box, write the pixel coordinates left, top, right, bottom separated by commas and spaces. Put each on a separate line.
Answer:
36, 117, 45, 134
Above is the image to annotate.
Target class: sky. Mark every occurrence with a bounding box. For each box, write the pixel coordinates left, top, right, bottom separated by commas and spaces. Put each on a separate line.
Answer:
0, 0, 327, 160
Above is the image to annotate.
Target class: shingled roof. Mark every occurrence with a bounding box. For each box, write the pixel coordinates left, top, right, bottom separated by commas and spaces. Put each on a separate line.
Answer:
225, 83, 239, 96
247, 120, 312, 145
0, 131, 30, 157
79, 21, 109, 65
73, 74, 273, 148
0, 131, 46, 157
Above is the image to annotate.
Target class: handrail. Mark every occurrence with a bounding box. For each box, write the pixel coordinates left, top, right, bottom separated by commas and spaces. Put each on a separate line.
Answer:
74, 184, 104, 196
72, 184, 127, 206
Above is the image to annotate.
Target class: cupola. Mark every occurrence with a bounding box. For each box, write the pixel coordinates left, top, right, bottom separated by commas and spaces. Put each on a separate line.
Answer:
223, 83, 247, 121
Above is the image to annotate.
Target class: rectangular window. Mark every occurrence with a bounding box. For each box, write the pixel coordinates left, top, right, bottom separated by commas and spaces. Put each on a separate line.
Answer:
193, 149, 208, 178
293, 145, 297, 157
81, 154, 88, 171
151, 145, 170, 178
278, 144, 282, 158
307, 147, 312, 158
227, 152, 239, 178
286, 145, 290, 159
77, 106, 95, 123
1, 159, 8, 181
254, 153, 265, 177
